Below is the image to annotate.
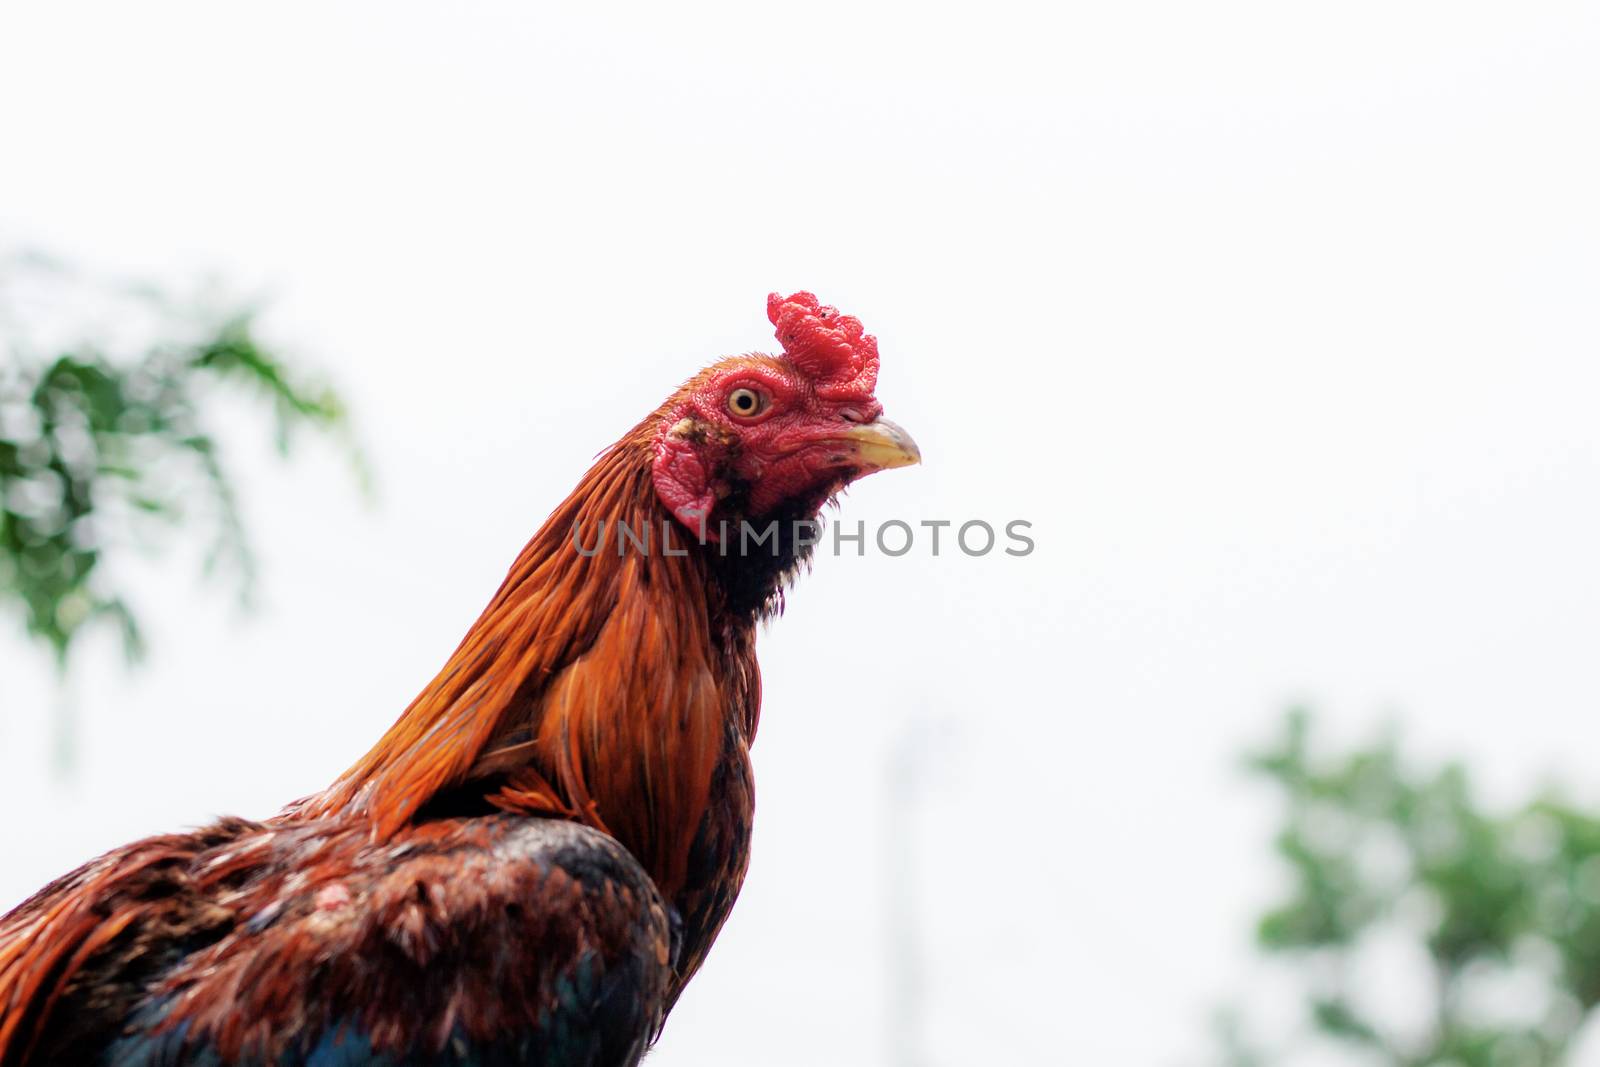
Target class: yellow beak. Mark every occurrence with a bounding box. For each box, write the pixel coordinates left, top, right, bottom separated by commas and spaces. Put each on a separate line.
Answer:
842, 418, 921, 472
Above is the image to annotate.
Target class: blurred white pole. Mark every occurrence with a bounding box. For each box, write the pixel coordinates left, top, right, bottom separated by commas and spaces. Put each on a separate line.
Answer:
885, 717, 934, 1067
51, 671, 77, 778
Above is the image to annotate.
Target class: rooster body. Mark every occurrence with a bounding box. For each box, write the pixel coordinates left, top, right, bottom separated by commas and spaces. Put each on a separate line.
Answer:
0, 292, 918, 1066
8, 817, 669, 1066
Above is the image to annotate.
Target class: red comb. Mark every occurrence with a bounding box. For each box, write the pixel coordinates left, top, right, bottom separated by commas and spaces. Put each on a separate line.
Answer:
766, 291, 880, 400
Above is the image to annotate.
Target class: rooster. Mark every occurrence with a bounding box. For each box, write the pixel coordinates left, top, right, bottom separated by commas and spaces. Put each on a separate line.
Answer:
0, 291, 919, 1066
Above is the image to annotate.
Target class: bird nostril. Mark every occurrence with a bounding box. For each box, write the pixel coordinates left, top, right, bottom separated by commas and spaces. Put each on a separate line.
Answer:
839, 407, 867, 424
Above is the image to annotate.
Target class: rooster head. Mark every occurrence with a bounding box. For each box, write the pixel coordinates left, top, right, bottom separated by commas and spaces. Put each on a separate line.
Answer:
652, 291, 919, 540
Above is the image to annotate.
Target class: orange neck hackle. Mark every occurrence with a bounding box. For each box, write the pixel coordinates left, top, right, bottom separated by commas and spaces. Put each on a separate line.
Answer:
298, 414, 752, 904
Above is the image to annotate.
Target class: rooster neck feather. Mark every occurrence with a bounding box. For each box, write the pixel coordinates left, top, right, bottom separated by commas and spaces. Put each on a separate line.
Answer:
296, 422, 790, 922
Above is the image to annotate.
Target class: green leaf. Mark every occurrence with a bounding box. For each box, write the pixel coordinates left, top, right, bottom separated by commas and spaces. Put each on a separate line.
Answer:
0, 251, 365, 675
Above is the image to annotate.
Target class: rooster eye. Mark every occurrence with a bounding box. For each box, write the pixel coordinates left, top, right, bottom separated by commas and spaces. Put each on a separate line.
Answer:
726, 388, 765, 418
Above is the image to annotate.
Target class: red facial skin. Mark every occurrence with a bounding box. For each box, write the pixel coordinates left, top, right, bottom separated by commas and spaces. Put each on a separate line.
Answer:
652, 356, 884, 538
653, 290, 898, 541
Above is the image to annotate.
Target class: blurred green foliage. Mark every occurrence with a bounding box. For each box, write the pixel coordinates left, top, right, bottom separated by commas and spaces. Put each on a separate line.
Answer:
0, 251, 358, 669
1220, 711, 1600, 1066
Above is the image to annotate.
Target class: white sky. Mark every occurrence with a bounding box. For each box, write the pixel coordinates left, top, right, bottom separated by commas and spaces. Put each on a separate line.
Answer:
2, 3, 1598, 1064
